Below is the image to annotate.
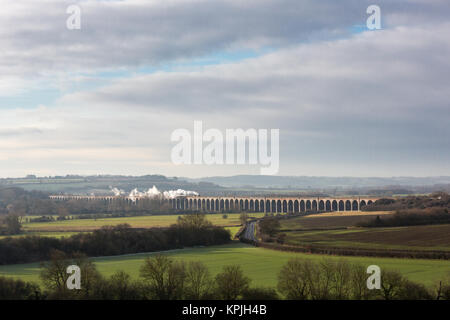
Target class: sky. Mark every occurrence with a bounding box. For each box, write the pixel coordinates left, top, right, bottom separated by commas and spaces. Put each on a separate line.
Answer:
0, 0, 449, 178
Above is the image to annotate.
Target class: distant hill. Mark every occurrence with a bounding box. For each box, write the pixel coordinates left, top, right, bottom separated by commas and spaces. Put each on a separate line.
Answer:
185, 175, 450, 190
0, 175, 225, 195
1, 174, 449, 196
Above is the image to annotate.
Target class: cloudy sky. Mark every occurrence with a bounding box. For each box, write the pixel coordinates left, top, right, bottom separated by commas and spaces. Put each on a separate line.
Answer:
1, 0, 449, 178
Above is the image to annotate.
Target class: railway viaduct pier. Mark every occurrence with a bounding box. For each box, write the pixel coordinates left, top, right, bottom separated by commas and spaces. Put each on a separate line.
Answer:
50, 195, 380, 213
168, 196, 380, 213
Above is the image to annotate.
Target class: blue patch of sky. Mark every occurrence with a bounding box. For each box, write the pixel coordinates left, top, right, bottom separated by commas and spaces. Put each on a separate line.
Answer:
2, 27, 383, 111
136, 47, 275, 74
350, 24, 369, 34
351, 25, 384, 33
0, 23, 378, 111
0, 87, 60, 110
0, 47, 273, 110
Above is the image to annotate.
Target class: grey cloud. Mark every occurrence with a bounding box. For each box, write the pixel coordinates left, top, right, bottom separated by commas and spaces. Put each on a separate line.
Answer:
1, 0, 449, 177
42, 22, 449, 176
1, 0, 449, 79
58, 23, 450, 119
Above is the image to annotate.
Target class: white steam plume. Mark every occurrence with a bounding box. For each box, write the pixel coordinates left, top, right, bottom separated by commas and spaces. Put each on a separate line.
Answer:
110, 185, 198, 200
109, 186, 125, 196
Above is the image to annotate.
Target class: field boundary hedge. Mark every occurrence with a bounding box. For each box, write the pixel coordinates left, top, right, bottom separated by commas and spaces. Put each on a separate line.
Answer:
240, 237, 450, 260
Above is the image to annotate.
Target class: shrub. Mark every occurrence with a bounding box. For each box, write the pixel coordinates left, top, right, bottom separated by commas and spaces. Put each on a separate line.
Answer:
259, 218, 280, 237
398, 280, 432, 300
242, 287, 279, 300
0, 277, 41, 300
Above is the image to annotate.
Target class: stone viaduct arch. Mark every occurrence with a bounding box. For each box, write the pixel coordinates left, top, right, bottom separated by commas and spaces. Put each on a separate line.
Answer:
167, 196, 380, 213
49, 195, 379, 214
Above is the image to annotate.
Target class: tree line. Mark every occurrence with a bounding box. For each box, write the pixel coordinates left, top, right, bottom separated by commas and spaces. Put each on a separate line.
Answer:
363, 192, 450, 212
0, 214, 230, 265
0, 187, 175, 218
1, 254, 449, 300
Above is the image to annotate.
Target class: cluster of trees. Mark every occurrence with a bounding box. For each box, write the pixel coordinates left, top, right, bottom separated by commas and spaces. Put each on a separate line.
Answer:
258, 217, 289, 244
363, 192, 450, 212
0, 187, 175, 218
0, 214, 230, 265
259, 217, 280, 237
0, 214, 22, 235
1, 255, 449, 300
358, 207, 450, 228
0, 277, 41, 300
138, 255, 260, 300
0, 187, 48, 216
54, 198, 175, 216
277, 258, 447, 300
0, 252, 275, 300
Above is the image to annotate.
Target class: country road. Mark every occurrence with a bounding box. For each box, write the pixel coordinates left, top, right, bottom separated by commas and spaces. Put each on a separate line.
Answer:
241, 221, 257, 242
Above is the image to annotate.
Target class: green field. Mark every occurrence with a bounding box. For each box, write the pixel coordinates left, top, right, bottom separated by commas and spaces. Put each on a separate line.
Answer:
0, 231, 83, 240
22, 213, 265, 232
225, 226, 241, 238
0, 243, 448, 289
1, 213, 247, 239
3, 212, 449, 292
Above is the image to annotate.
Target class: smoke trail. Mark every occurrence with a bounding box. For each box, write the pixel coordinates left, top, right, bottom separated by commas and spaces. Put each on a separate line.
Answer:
110, 185, 198, 199
109, 186, 126, 196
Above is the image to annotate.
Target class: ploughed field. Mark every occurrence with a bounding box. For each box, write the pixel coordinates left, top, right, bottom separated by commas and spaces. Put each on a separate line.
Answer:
278, 211, 393, 230
277, 213, 450, 252
0, 243, 448, 288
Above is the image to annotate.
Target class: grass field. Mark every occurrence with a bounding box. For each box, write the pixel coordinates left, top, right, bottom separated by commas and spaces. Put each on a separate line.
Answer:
0, 242, 448, 289
1, 213, 247, 239
0, 228, 241, 240
22, 213, 265, 232
4, 211, 448, 290
0, 231, 84, 240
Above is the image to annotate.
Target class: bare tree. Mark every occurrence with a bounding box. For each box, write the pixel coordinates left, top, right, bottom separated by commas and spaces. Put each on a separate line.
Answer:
215, 265, 250, 300
379, 270, 404, 300
184, 261, 213, 299
39, 250, 101, 299
140, 255, 186, 300
277, 259, 310, 299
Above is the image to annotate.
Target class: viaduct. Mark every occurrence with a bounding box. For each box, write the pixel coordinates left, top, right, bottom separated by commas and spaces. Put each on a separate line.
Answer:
49, 195, 380, 213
